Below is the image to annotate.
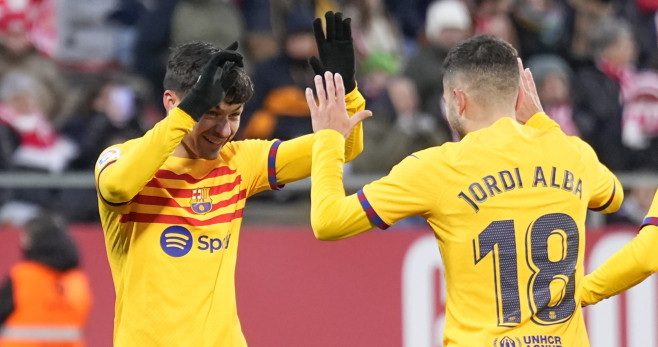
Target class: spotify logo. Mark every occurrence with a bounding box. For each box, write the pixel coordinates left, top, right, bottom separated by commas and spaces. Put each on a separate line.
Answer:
160, 226, 193, 257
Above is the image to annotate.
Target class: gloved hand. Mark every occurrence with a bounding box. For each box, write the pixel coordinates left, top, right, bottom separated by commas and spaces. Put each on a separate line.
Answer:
178, 42, 243, 120
218, 41, 244, 68
308, 11, 356, 93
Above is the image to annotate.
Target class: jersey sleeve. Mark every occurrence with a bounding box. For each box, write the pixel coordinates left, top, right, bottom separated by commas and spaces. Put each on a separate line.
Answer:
580, 141, 623, 213
95, 107, 195, 205
343, 86, 365, 162
310, 130, 435, 239
310, 129, 374, 240
581, 190, 658, 306
358, 151, 435, 228
223, 139, 280, 198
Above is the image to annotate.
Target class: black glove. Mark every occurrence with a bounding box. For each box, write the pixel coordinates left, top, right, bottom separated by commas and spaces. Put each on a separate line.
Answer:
219, 41, 244, 68
308, 11, 356, 93
178, 43, 242, 120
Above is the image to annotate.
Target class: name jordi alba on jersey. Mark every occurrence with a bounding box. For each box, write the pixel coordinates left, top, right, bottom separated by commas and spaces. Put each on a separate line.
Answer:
457, 166, 584, 213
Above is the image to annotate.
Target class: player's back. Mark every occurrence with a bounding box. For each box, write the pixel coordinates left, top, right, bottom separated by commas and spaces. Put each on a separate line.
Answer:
415, 117, 617, 346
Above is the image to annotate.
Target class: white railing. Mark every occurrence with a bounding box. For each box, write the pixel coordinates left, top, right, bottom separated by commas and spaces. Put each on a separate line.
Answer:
0, 171, 655, 226
0, 171, 654, 190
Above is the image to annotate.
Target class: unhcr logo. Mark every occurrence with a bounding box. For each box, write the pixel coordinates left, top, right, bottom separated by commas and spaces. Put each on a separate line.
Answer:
494, 336, 521, 347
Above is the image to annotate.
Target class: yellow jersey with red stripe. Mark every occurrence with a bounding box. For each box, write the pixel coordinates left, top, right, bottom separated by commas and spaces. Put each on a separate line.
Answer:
96, 89, 365, 346
310, 113, 622, 347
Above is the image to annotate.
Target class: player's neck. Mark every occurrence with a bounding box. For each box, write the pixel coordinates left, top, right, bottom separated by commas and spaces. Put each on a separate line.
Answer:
173, 142, 192, 158
464, 106, 516, 134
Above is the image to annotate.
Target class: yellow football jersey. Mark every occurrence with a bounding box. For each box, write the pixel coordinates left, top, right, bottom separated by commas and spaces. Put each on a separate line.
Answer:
311, 113, 622, 347
96, 89, 365, 346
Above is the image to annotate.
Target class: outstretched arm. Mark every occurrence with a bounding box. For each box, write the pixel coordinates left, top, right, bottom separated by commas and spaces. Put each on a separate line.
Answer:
310, 10, 364, 161
306, 72, 375, 239
271, 11, 365, 186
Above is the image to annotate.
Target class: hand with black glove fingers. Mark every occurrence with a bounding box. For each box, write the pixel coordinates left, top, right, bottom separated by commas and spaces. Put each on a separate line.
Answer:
178, 42, 243, 121
308, 11, 356, 93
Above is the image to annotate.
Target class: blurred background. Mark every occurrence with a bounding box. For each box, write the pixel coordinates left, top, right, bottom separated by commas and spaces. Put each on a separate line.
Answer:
1, 0, 658, 346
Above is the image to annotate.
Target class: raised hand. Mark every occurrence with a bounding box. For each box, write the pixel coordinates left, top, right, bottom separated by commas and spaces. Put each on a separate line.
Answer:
218, 41, 244, 68
515, 57, 544, 124
308, 11, 356, 93
177, 56, 238, 121
305, 72, 371, 138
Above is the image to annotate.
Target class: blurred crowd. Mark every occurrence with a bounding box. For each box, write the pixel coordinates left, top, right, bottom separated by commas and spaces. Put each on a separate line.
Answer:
0, 0, 657, 225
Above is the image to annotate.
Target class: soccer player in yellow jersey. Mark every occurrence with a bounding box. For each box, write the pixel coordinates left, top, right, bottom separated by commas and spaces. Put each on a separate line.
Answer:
305, 35, 623, 347
94, 12, 370, 347
580, 189, 658, 306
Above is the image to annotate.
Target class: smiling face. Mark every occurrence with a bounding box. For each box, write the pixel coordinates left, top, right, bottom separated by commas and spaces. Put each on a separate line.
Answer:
180, 101, 244, 159
163, 42, 254, 159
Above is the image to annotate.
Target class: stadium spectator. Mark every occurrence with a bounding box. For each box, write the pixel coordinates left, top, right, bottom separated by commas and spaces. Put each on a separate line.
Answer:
306, 35, 621, 345
0, 1, 68, 123
132, 0, 247, 114
0, 71, 77, 226
349, 56, 447, 174
527, 54, 580, 136
57, 73, 149, 223
0, 213, 92, 347
472, 0, 519, 51
511, 0, 573, 59
382, 0, 433, 54
239, 4, 317, 140
573, 16, 635, 171
343, 0, 405, 64
619, 70, 658, 170
0, 71, 77, 174
52, 0, 126, 71
240, 0, 279, 64
404, 0, 472, 136
94, 11, 368, 345
568, 0, 614, 61
62, 74, 148, 171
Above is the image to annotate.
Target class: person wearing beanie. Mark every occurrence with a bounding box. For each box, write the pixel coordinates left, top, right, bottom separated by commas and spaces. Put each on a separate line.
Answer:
0, 214, 92, 347
404, 0, 473, 139
527, 54, 581, 137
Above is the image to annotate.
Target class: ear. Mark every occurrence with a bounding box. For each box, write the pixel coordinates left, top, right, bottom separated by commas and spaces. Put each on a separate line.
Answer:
454, 89, 467, 116
163, 90, 181, 112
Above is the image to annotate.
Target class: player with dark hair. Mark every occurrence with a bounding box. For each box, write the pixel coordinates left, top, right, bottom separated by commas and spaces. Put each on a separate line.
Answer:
305, 35, 623, 346
95, 12, 368, 346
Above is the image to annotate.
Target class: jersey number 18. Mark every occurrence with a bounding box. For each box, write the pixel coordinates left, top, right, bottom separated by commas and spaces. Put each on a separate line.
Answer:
473, 213, 579, 327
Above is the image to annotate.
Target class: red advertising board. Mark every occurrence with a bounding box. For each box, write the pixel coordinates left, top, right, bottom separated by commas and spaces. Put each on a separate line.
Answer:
0, 223, 654, 347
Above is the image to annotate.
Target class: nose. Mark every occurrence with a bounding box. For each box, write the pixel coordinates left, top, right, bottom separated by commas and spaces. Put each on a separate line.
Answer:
215, 118, 232, 138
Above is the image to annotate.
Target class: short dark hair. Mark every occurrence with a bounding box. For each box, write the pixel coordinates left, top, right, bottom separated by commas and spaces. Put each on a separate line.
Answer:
163, 41, 254, 104
443, 35, 519, 103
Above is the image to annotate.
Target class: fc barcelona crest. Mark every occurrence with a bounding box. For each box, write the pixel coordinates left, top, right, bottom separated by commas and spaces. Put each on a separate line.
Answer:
190, 187, 213, 214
